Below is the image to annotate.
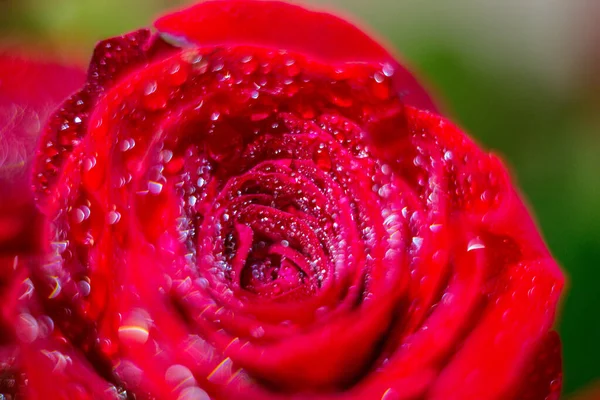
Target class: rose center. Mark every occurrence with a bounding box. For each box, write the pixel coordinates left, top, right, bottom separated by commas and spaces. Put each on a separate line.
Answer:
241, 250, 307, 297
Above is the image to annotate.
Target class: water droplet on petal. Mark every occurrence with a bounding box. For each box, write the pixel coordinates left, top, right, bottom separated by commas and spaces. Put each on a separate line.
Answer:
165, 364, 196, 390
148, 181, 163, 195
16, 313, 39, 343
178, 387, 210, 400
429, 224, 443, 233
251, 326, 265, 338
467, 237, 485, 251
118, 310, 151, 345
412, 236, 424, 250
51, 241, 68, 253
382, 63, 395, 77
107, 210, 121, 225
381, 388, 399, 400
78, 280, 91, 296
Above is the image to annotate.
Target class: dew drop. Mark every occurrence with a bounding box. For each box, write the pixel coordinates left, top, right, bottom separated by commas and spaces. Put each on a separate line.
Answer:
412, 236, 424, 250
144, 81, 158, 96
212, 61, 224, 72
51, 241, 68, 254
83, 156, 97, 172
441, 292, 454, 305
120, 139, 132, 152
178, 387, 210, 400
161, 150, 174, 163
78, 280, 91, 297
148, 181, 163, 195
118, 324, 150, 345
107, 210, 121, 225
381, 388, 399, 400
429, 224, 443, 233
73, 205, 90, 224
165, 364, 196, 390
16, 313, 39, 343
37, 315, 55, 338
467, 237, 485, 251
378, 184, 392, 199
167, 62, 189, 86
549, 379, 561, 393
118, 309, 151, 345
114, 361, 144, 388
143, 81, 167, 110
251, 326, 265, 339
382, 63, 395, 77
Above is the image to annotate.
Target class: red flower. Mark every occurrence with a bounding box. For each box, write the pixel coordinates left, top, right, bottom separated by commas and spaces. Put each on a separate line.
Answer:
1, 1, 563, 399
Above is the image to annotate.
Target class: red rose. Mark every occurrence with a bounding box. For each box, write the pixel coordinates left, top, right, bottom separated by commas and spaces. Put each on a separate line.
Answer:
1, 1, 564, 399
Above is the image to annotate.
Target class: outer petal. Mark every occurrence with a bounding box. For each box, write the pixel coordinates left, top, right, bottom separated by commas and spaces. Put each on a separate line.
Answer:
399, 108, 564, 400
0, 53, 85, 256
154, 0, 438, 112
0, 52, 86, 398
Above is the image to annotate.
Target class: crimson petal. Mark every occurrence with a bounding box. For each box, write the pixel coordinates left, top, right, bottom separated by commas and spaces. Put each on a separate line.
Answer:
155, 0, 438, 112
0, 54, 85, 255
0, 52, 85, 399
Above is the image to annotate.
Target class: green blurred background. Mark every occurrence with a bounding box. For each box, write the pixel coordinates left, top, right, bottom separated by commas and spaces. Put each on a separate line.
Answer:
1, 0, 599, 396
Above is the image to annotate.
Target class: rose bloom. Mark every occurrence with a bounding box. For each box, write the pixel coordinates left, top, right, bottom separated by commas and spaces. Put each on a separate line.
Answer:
0, 1, 564, 399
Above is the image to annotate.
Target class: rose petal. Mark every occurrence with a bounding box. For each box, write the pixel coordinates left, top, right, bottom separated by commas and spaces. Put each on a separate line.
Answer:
0, 54, 85, 254
155, 0, 438, 112
397, 109, 564, 400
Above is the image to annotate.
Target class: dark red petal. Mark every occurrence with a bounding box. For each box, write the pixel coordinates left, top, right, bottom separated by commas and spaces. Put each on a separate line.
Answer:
513, 331, 562, 400
154, 0, 437, 112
